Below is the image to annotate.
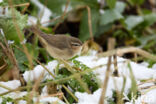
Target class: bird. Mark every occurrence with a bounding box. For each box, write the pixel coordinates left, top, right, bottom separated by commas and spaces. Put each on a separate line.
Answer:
30, 26, 83, 60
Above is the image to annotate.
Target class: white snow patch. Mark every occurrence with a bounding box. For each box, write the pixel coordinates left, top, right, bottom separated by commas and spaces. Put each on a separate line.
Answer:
0, 80, 21, 94
18, 100, 27, 104
27, 16, 37, 26
33, 97, 65, 104
132, 89, 156, 104
75, 53, 156, 104
31, 0, 52, 26
99, 9, 104, 14
62, 5, 72, 12
41, 86, 48, 96
75, 89, 103, 104
152, 64, 156, 70
23, 60, 58, 82
8, 40, 14, 44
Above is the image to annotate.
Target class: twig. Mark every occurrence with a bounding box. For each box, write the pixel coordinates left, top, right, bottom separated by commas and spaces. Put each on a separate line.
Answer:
30, 71, 45, 104
0, 38, 20, 80
35, 59, 55, 78
98, 47, 156, 61
40, 92, 63, 99
0, 62, 7, 70
42, 16, 60, 25
110, 38, 118, 76
99, 57, 111, 104
99, 38, 114, 104
2, 3, 30, 14
8, 0, 33, 70
134, 53, 137, 63
0, 83, 12, 91
53, 0, 70, 32
62, 85, 78, 102
86, 6, 94, 41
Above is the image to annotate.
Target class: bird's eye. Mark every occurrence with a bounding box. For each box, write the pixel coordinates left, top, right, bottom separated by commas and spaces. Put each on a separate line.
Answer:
71, 43, 81, 46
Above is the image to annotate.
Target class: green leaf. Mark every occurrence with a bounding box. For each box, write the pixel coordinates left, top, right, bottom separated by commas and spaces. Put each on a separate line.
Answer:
115, 1, 126, 13
95, 23, 113, 37
129, 0, 145, 5
143, 13, 156, 26
70, 0, 99, 8
79, 9, 99, 41
138, 34, 156, 48
40, 0, 99, 18
14, 45, 28, 72
39, 0, 67, 16
127, 63, 138, 101
125, 15, 144, 30
0, 9, 27, 44
2, 97, 13, 104
106, 0, 116, 9
14, 43, 39, 72
100, 9, 123, 25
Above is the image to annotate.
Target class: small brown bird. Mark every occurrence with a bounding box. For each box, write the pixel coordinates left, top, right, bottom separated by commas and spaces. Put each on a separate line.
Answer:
31, 26, 83, 60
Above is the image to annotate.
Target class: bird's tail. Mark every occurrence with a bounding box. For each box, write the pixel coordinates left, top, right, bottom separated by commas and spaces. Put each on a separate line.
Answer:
30, 25, 46, 38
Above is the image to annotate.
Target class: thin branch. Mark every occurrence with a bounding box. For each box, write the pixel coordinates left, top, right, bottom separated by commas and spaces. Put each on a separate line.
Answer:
0, 36, 20, 80
99, 38, 114, 104
98, 47, 156, 61
86, 6, 94, 41
53, 0, 70, 31
0, 83, 12, 90
8, 0, 33, 70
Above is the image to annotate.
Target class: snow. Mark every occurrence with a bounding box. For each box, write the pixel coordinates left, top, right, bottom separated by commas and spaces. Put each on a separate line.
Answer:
75, 89, 103, 104
62, 5, 72, 12
35, 97, 65, 104
23, 60, 58, 82
27, 16, 37, 26
0, 50, 156, 104
136, 89, 156, 104
152, 64, 156, 70
75, 53, 156, 104
30, 0, 52, 26
0, 80, 21, 94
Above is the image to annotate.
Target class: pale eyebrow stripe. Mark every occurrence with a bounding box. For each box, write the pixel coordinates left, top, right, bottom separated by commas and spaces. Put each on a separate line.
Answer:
71, 42, 81, 46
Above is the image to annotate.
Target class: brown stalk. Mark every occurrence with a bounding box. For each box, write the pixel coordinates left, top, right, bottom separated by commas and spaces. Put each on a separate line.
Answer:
40, 92, 63, 99
30, 71, 45, 104
53, 0, 70, 31
0, 38, 20, 80
9, 3, 30, 14
86, 6, 94, 41
98, 47, 156, 61
8, 0, 33, 70
99, 38, 115, 104
113, 55, 118, 76
111, 38, 118, 76
134, 53, 137, 63
2, 3, 30, 14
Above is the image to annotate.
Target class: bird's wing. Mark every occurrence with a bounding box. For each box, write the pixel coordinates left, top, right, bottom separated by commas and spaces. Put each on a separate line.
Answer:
43, 35, 71, 50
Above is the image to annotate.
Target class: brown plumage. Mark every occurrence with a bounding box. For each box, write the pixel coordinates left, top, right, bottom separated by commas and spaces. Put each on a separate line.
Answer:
31, 26, 83, 60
